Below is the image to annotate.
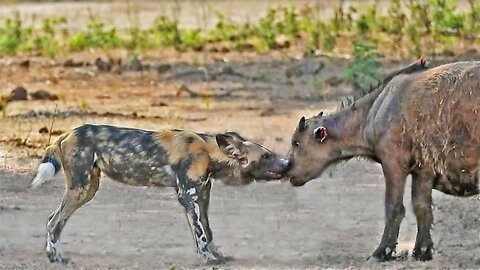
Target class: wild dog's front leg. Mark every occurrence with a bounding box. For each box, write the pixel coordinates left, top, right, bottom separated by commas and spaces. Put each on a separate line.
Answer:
196, 181, 224, 259
176, 177, 224, 264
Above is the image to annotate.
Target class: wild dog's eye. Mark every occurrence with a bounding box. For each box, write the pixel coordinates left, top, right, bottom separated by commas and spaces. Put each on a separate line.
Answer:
293, 141, 300, 148
261, 153, 272, 160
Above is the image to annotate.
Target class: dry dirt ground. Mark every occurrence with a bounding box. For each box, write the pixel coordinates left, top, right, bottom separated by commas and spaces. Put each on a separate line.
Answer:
0, 50, 479, 270
0, 4, 479, 266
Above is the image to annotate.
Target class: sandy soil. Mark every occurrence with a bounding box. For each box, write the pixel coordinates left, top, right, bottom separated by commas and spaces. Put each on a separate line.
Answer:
0, 2, 479, 268
1, 162, 479, 270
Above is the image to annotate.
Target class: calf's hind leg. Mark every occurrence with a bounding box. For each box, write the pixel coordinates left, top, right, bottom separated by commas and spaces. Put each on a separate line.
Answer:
411, 171, 434, 261
46, 165, 100, 263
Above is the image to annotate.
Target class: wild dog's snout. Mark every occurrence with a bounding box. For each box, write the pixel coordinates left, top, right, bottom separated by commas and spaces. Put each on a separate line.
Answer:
283, 159, 292, 171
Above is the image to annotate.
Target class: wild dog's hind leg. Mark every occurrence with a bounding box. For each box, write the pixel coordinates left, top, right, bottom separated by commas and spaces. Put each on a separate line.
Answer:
46, 163, 100, 263
411, 171, 434, 261
176, 172, 224, 264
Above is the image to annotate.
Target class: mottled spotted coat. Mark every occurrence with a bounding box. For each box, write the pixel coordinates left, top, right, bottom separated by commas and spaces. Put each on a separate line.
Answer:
32, 125, 290, 264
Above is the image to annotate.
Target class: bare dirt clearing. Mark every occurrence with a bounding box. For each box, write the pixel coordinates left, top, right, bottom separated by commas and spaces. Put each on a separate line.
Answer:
0, 2, 479, 267
1, 53, 479, 268
1, 163, 479, 270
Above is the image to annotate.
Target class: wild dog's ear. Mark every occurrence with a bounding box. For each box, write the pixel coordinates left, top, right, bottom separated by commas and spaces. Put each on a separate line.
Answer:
298, 116, 306, 132
216, 133, 246, 159
313, 126, 328, 142
317, 111, 324, 117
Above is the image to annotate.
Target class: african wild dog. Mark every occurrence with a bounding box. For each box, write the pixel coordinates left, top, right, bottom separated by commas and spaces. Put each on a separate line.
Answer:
31, 124, 291, 264
287, 59, 480, 261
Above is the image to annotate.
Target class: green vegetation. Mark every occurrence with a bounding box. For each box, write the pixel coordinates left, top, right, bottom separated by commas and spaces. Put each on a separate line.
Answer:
345, 42, 382, 91
0, 0, 478, 58
69, 19, 122, 51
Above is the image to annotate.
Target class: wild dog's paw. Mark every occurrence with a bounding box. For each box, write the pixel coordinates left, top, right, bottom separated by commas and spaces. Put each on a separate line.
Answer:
413, 243, 434, 261
368, 246, 397, 262
206, 256, 226, 265
46, 239, 70, 264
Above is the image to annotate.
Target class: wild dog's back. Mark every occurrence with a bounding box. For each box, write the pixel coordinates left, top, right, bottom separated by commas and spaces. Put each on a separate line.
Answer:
74, 124, 186, 187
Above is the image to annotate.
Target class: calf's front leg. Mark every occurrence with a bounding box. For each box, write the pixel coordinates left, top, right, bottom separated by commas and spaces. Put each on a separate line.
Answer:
370, 161, 407, 261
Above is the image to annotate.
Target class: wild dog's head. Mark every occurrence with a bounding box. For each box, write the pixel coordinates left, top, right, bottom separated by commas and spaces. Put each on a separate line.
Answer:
215, 132, 291, 185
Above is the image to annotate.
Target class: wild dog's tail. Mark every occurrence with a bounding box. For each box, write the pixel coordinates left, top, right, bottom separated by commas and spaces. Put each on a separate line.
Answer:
31, 132, 69, 188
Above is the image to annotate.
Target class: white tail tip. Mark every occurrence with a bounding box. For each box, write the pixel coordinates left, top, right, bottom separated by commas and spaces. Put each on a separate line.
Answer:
31, 162, 56, 189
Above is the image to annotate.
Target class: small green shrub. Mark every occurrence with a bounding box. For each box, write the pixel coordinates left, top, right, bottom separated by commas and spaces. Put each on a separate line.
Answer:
345, 42, 381, 91
68, 19, 122, 50
0, 14, 32, 54
32, 17, 65, 58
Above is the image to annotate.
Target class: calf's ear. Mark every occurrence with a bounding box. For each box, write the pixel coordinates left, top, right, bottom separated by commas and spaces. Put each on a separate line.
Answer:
313, 126, 328, 142
298, 116, 306, 132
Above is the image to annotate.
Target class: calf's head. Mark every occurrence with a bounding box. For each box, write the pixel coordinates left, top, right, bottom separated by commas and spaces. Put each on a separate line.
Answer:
216, 132, 291, 185
287, 112, 346, 186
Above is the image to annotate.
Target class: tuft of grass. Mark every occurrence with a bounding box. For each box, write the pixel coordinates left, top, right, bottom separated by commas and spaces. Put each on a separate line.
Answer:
345, 41, 382, 91
312, 78, 325, 90
68, 19, 122, 51
0, 13, 32, 54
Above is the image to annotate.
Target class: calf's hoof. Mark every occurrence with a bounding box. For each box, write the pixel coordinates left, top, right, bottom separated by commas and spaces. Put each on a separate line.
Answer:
413, 245, 433, 261
368, 246, 397, 262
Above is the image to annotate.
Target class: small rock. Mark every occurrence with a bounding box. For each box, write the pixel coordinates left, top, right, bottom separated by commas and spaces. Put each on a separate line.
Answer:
128, 57, 143, 71
310, 62, 324, 75
151, 100, 168, 107
193, 44, 204, 52
274, 34, 290, 49
39, 127, 49, 134
259, 108, 275, 117
220, 66, 234, 75
326, 76, 344, 87
111, 65, 122, 74
441, 49, 455, 57
464, 48, 478, 56
285, 66, 303, 78
177, 84, 191, 96
38, 127, 64, 135
63, 59, 84, 67
30, 90, 58, 100
96, 94, 111, 99
7, 86, 28, 102
238, 41, 255, 51
95, 58, 112, 72
18, 59, 30, 68
51, 130, 64, 136
0, 205, 22, 211
155, 64, 171, 74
